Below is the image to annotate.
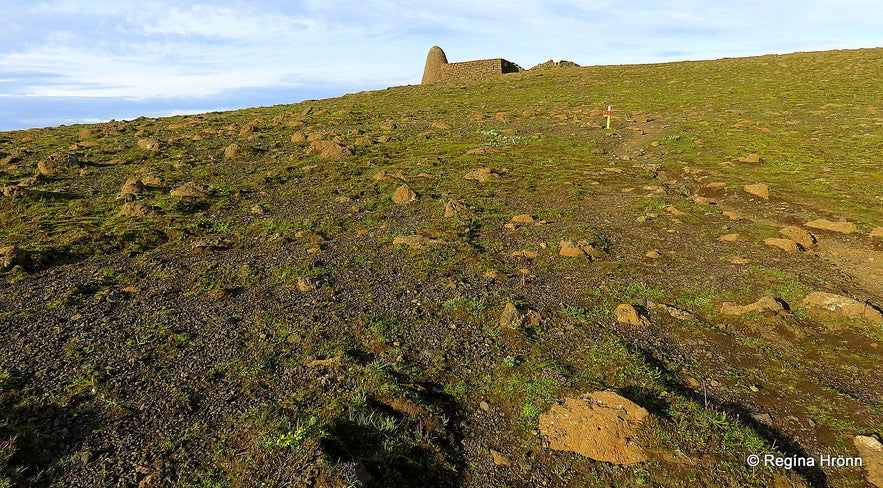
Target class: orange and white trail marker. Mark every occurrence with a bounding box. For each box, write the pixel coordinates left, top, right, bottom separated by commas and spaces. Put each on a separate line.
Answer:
606, 105, 612, 129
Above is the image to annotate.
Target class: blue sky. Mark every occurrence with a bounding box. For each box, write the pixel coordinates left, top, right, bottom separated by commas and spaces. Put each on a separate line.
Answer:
1, 0, 881, 131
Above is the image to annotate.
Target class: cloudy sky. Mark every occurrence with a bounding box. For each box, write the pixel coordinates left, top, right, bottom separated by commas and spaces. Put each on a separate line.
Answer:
1, 0, 881, 131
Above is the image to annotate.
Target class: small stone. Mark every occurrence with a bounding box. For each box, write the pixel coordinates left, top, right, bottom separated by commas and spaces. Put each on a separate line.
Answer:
305, 140, 352, 159
645, 250, 661, 259
392, 184, 417, 205
297, 277, 317, 292
307, 356, 341, 367
709, 380, 721, 387
743, 183, 770, 200
170, 181, 209, 197
720, 296, 786, 315
729, 256, 751, 265
484, 270, 502, 280
479, 400, 490, 412
805, 219, 857, 234
718, 233, 740, 242
444, 199, 466, 218
511, 214, 535, 224
511, 250, 539, 259
117, 202, 155, 217
737, 153, 764, 164
614, 304, 645, 326
764, 238, 799, 253
705, 182, 727, 189
722, 210, 745, 221
870, 227, 883, 238
393, 235, 433, 250
666, 206, 686, 216
490, 449, 511, 467
223, 143, 241, 159
463, 168, 500, 182
779, 226, 815, 249
118, 177, 147, 200
499, 302, 541, 329
137, 138, 160, 151
0, 246, 28, 269
431, 122, 451, 130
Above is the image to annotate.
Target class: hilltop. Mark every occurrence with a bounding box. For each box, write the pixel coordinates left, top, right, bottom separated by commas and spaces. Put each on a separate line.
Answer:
1, 48, 882, 487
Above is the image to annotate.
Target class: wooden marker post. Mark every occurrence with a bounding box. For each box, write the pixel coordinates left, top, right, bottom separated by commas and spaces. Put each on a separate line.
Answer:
606, 105, 612, 129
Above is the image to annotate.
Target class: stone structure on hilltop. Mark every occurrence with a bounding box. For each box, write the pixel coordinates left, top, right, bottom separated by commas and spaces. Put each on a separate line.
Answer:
421, 46, 522, 84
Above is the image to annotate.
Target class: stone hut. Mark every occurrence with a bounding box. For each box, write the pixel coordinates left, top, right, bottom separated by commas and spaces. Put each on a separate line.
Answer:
421, 46, 522, 84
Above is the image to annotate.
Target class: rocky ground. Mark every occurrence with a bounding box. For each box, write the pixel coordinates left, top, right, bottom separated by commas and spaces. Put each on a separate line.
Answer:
1, 49, 882, 487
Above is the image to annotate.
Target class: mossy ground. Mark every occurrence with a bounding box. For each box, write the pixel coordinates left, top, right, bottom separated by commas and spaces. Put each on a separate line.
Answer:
1, 48, 881, 487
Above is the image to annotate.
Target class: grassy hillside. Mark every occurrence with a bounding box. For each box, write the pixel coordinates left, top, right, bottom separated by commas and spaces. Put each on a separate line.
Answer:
1, 48, 881, 487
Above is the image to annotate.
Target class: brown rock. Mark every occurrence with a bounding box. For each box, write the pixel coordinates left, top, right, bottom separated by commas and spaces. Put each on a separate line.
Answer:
490, 449, 512, 467
743, 183, 770, 200
665, 206, 686, 216
737, 153, 764, 164
854, 435, 883, 487
297, 277, 317, 292
538, 391, 648, 464
392, 184, 417, 205
0, 246, 28, 269
136, 138, 160, 151
558, 240, 599, 258
393, 234, 433, 250
223, 143, 241, 159
722, 210, 745, 221
372, 170, 406, 182
170, 181, 209, 197
238, 124, 256, 136
499, 302, 541, 329
720, 296, 786, 315
290, 131, 306, 142
306, 130, 331, 141
705, 182, 727, 189
140, 175, 163, 186
805, 219, 857, 234
645, 250, 661, 259
801, 292, 882, 324
764, 238, 799, 253
37, 152, 79, 175
718, 233, 740, 242
307, 356, 341, 367
614, 304, 645, 326
870, 227, 883, 238
117, 202, 155, 217
118, 178, 147, 200
511, 214, 535, 224
306, 140, 352, 159
444, 199, 466, 218
463, 168, 500, 182
431, 122, 451, 130
779, 226, 815, 249
1, 186, 30, 198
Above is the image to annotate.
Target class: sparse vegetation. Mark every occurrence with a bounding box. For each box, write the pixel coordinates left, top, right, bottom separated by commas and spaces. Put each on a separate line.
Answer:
1, 48, 881, 486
